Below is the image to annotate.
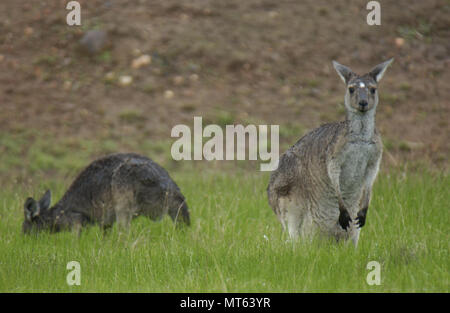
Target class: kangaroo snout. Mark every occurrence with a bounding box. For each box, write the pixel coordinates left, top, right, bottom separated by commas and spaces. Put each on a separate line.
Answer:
358, 100, 368, 111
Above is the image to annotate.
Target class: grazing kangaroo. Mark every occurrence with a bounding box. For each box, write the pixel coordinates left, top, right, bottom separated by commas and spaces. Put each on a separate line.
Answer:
22, 153, 190, 234
267, 59, 393, 246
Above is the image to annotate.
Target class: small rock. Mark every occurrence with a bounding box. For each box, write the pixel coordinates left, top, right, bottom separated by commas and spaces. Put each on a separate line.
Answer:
189, 74, 199, 82
173, 75, 184, 86
24, 26, 33, 36
180, 14, 190, 22
131, 54, 151, 69
62, 102, 76, 110
80, 108, 89, 118
132, 48, 142, 57
268, 11, 279, 19
118, 75, 133, 86
62, 57, 72, 66
395, 37, 405, 48
0, 54, 4, 63
63, 81, 72, 90
164, 90, 174, 99
280, 85, 291, 95
79, 30, 109, 55
182, 90, 194, 97
104, 72, 116, 83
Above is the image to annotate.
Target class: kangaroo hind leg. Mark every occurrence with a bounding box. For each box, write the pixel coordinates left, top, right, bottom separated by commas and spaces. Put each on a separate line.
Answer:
278, 197, 305, 240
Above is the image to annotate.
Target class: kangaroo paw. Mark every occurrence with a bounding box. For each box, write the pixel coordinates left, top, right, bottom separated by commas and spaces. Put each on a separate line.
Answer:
355, 209, 367, 228
338, 210, 352, 231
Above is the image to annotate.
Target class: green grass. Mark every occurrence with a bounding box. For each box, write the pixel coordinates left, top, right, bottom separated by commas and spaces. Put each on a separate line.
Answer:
0, 168, 448, 292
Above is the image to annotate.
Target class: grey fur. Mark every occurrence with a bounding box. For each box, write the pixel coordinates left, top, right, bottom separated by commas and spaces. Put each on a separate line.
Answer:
267, 59, 393, 246
22, 153, 190, 234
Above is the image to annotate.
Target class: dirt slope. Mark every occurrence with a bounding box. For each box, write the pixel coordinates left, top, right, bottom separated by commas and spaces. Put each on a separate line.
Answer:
0, 0, 449, 168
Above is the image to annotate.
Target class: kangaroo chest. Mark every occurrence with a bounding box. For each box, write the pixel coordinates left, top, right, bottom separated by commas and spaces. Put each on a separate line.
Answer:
339, 140, 378, 199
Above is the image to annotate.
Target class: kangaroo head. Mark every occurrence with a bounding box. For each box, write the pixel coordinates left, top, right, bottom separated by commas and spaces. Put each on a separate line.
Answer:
333, 59, 393, 113
22, 190, 52, 234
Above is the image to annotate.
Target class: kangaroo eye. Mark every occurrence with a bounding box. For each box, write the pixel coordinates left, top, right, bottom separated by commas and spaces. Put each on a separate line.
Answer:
370, 87, 376, 94
349, 87, 355, 94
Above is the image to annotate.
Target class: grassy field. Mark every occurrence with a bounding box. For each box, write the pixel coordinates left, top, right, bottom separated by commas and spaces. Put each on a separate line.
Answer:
0, 167, 448, 292
1, 0, 448, 294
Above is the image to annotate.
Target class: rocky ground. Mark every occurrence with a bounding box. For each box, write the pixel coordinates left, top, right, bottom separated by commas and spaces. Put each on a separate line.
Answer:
0, 0, 449, 172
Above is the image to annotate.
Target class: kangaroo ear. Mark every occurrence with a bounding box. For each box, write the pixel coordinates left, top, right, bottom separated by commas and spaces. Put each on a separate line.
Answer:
332, 61, 355, 84
369, 58, 394, 83
24, 198, 39, 221
39, 190, 51, 210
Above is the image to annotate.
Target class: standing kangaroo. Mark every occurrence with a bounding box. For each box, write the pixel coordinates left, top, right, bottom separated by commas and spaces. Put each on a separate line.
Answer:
22, 153, 190, 234
267, 59, 393, 246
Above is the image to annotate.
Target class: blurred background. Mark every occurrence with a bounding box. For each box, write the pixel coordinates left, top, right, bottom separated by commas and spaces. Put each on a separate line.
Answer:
0, 0, 448, 185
